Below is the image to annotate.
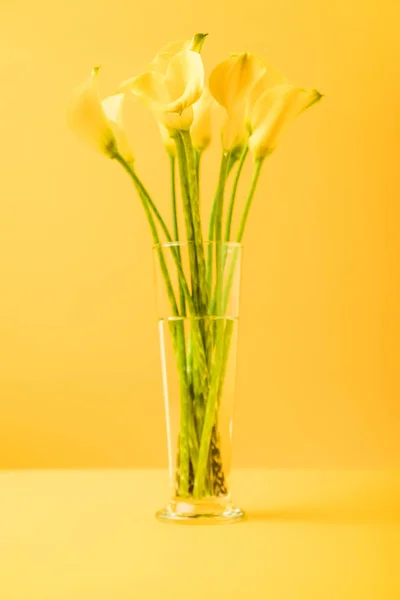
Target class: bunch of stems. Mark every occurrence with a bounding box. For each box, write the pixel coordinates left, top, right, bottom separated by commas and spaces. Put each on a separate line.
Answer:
113, 132, 264, 499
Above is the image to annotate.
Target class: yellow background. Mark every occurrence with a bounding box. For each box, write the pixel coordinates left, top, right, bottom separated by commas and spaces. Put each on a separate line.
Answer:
0, 0, 398, 468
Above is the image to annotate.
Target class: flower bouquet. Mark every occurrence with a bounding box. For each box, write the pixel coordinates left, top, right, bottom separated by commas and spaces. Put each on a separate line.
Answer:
68, 33, 321, 523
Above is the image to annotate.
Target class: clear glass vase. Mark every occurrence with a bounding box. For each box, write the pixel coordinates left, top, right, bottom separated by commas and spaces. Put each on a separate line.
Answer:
153, 241, 244, 524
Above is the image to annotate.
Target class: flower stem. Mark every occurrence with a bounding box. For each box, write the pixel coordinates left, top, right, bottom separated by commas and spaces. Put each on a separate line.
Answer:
195, 149, 201, 189
113, 152, 198, 496
181, 130, 208, 314
113, 154, 178, 312
193, 152, 231, 497
170, 155, 186, 316
129, 167, 173, 244
236, 157, 264, 244
173, 132, 200, 310
194, 159, 264, 496
222, 158, 264, 313
206, 152, 230, 301
224, 147, 248, 242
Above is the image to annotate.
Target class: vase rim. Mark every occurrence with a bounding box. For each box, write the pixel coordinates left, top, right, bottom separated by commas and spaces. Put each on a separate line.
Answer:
153, 241, 243, 250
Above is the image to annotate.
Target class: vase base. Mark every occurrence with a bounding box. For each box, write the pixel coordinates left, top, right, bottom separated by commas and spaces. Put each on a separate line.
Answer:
156, 497, 245, 525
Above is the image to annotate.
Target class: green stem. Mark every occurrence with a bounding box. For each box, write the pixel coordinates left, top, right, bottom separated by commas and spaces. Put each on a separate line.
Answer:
223, 158, 264, 314
114, 154, 202, 498
222, 159, 264, 313
173, 132, 200, 310
206, 152, 230, 301
195, 149, 201, 190
181, 130, 208, 314
205, 147, 249, 314
130, 168, 173, 245
236, 158, 264, 244
193, 153, 230, 497
170, 155, 179, 241
114, 154, 178, 313
224, 147, 248, 242
214, 152, 231, 316
115, 156, 206, 340
170, 155, 186, 316
114, 153, 192, 496
194, 159, 265, 496
168, 320, 193, 497
193, 324, 225, 497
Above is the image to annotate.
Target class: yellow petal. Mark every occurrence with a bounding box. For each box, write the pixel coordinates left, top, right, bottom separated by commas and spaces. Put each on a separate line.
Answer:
221, 109, 248, 153
101, 94, 134, 163
160, 106, 194, 131
122, 70, 169, 110
149, 34, 208, 74
123, 51, 202, 118
67, 68, 116, 156
191, 88, 214, 151
101, 93, 125, 125
164, 50, 204, 114
246, 66, 288, 123
249, 84, 322, 158
150, 39, 191, 74
209, 53, 265, 113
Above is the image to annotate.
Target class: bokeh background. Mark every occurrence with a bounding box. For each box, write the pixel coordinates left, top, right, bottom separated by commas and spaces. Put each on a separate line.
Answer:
0, 0, 398, 469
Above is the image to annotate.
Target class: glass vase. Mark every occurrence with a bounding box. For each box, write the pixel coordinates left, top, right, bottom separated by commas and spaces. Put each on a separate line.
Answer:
153, 241, 244, 524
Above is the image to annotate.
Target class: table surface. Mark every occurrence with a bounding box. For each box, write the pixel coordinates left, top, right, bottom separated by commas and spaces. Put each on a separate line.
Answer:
0, 469, 399, 599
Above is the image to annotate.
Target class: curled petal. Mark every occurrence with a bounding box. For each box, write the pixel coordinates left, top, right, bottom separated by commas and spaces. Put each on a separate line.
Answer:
249, 84, 322, 158
150, 39, 191, 74
149, 33, 208, 74
191, 88, 214, 151
101, 93, 125, 125
160, 106, 194, 131
121, 71, 169, 110
102, 93, 133, 163
221, 109, 248, 153
246, 66, 288, 123
124, 51, 203, 119
164, 50, 204, 113
67, 68, 116, 156
209, 53, 265, 113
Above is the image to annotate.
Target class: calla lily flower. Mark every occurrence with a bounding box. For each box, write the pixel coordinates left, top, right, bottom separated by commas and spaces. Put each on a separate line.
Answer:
209, 53, 267, 152
67, 68, 132, 161
248, 82, 322, 159
121, 50, 204, 131
191, 88, 214, 152
150, 33, 208, 74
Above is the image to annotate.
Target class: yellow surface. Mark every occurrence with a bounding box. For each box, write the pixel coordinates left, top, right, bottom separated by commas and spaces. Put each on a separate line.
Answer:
0, 469, 399, 598
0, 0, 399, 468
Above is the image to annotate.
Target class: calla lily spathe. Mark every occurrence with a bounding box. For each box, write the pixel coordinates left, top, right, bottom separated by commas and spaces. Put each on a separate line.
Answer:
248, 82, 322, 159
191, 88, 214, 151
149, 33, 208, 74
209, 53, 266, 152
67, 68, 133, 162
121, 50, 204, 131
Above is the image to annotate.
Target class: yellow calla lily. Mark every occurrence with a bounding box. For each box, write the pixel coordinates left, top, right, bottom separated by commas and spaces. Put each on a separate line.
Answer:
209, 53, 266, 152
191, 88, 214, 151
67, 68, 133, 161
121, 50, 204, 131
248, 83, 322, 159
209, 53, 266, 112
150, 33, 208, 74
